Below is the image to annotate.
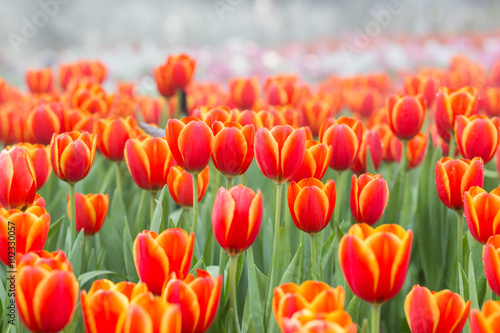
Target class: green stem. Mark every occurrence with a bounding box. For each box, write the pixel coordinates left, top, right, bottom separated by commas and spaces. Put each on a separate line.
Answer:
449, 131, 456, 158
226, 177, 233, 189
150, 191, 157, 226
229, 255, 241, 333
400, 141, 408, 171
310, 233, 318, 279
69, 183, 76, 241
82, 235, 88, 273
333, 171, 344, 225
240, 172, 247, 186
115, 162, 123, 198
457, 212, 463, 269
371, 304, 381, 333
192, 173, 199, 235
486, 281, 493, 302
176, 89, 184, 118
179, 208, 190, 231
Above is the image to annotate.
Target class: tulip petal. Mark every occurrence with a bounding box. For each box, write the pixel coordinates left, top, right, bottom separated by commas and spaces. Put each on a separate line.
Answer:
255, 128, 279, 182
404, 286, 439, 333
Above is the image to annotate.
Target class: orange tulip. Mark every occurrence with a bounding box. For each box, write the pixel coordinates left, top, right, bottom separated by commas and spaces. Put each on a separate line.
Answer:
234, 110, 271, 129
350, 174, 389, 226
25, 102, 62, 144
12, 143, 51, 190
254, 125, 306, 184
229, 77, 260, 109
346, 87, 381, 118
0, 146, 37, 210
66, 193, 109, 235
319, 117, 364, 171
94, 116, 140, 161
167, 54, 196, 90
463, 187, 500, 244
154, 64, 176, 98
0, 205, 50, 265
290, 140, 332, 182
162, 269, 223, 333
455, 115, 500, 163
406, 132, 428, 170
212, 185, 262, 256
404, 285, 470, 333
195, 106, 234, 128
116, 292, 182, 333
435, 157, 484, 213
273, 281, 348, 331
435, 86, 478, 143
16, 250, 79, 333
26, 68, 53, 94
404, 73, 439, 106
483, 235, 500, 296
81, 279, 148, 333
133, 228, 195, 295
212, 121, 255, 179
166, 117, 214, 175
50, 131, 98, 184
339, 224, 413, 304
375, 123, 402, 163
386, 94, 426, 141
167, 166, 210, 207
302, 98, 334, 137
469, 300, 500, 332
69, 83, 111, 115
137, 97, 169, 125
125, 137, 176, 192
282, 316, 357, 333
351, 129, 383, 175
484, 87, 500, 117
287, 178, 336, 234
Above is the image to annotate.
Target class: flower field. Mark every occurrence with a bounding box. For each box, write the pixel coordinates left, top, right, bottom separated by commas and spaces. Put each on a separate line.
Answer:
1, 49, 500, 333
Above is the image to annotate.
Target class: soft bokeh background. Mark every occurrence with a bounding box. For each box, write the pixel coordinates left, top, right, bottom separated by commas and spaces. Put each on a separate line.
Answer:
1, 0, 500, 88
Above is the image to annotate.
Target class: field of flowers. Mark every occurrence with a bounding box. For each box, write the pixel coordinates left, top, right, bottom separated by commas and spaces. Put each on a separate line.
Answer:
1, 48, 500, 333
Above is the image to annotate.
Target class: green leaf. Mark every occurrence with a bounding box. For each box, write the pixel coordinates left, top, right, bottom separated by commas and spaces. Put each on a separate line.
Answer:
133, 190, 148, 235
279, 244, 303, 285
203, 225, 216, 267
68, 230, 85, 277
150, 198, 163, 234
246, 247, 265, 333
44, 216, 64, 251
123, 221, 139, 282
320, 231, 336, 271
190, 256, 204, 274
468, 253, 479, 311
78, 270, 125, 286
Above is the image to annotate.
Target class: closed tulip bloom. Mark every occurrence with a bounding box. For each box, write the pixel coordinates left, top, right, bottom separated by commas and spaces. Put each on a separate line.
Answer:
125, 137, 176, 192
212, 121, 255, 179
16, 250, 79, 333
229, 77, 260, 109
455, 115, 500, 163
81, 279, 148, 333
0, 205, 50, 265
94, 116, 140, 161
404, 74, 439, 106
50, 131, 97, 184
11, 143, 51, 190
283, 315, 357, 333
302, 98, 334, 137
435, 157, 484, 213
463, 187, 500, 244
287, 178, 336, 234
375, 124, 402, 163
319, 117, 364, 171
255, 125, 306, 184
350, 174, 389, 226
339, 224, 413, 304
116, 292, 182, 333
167, 54, 196, 90
167, 166, 210, 207
26, 68, 53, 94
162, 269, 222, 333
404, 285, 470, 333
273, 281, 346, 331
212, 185, 262, 256
483, 235, 500, 296
25, 102, 62, 145
484, 88, 500, 117
386, 94, 426, 141
406, 132, 428, 170
291, 141, 332, 182
166, 117, 214, 175
133, 228, 195, 295
66, 193, 109, 235
0, 146, 37, 210
153, 64, 175, 98
435, 86, 478, 142
351, 130, 383, 175
469, 300, 500, 332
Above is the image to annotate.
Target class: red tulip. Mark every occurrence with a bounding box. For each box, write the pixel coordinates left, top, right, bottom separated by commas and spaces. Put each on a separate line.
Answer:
455, 115, 500, 164
404, 73, 439, 106
167, 166, 210, 207
302, 98, 334, 137
482, 235, 500, 297
66, 193, 109, 235
350, 173, 389, 225
463, 187, 500, 244
406, 132, 428, 170
254, 125, 306, 184
351, 129, 383, 174
386, 94, 426, 141
229, 77, 260, 109
290, 140, 332, 182
26, 68, 53, 94
94, 116, 141, 161
25, 102, 62, 144
11, 143, 51, 190
469, 300, 500, 332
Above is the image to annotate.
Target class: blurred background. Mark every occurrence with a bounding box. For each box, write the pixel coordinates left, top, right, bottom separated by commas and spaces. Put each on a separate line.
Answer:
1, 0, 500, 88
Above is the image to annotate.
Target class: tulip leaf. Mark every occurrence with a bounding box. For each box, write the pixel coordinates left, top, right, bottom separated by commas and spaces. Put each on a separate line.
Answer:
320, 230, 336, 271
68, 229, 85, 277
98, 163, 117, 194
279, 244, 303, 285
246, 247, 265, 333
203, 225, 216, 266
190, 255, 205, 274
347, 296, 370, 327
149, 197, 163, 234
366, 146, 376, 175
78, 270, 126, 286
44, 216, 64, 251
123, 221, 139, 282
468, 253, 479, 311
133, 190, 148, 234
245, 316, 255, 333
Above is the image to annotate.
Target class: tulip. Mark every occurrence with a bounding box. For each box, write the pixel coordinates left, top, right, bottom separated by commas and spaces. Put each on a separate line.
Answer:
162, 269, 222, 333
69, 83, 111, 115
406, 132, 428, 170
484, 87, 500, 117
386, 94, 426, 141
0, 205, 50, 265
282, 316, 357, 333
116, 292, 182, 333
350, 173, 389, 226
469, 300, 500, 332
94, 116, 140, 161
166, 54, 196, 90
290, 140, 332, 183
167, 165, 210, 208
339, 224, 413, 332
404, 285, 470, 333
273, 281, 347, 332
229, 77, 260, 109
346, 87, 381, 118
483, 235, 500, 297
455, 115, 500, 163
404, 73, 439, 106
266, 82, 290, 106
25, 102, 62, 145
16, 250, 79, 333
463, 187, 500, 244
302, 98, 334, 137
154, 65, 175, 98
137, 97, 169, 125
212, 121, 255, 185
0, 146, 37, 210
196, 106, 234, 127
66, 193, 109, 236
351, 130, 383, 175
26, 68, 53, 94
11, 143, 51, 190
81, 279, 148, 333
133, 228, 195, 295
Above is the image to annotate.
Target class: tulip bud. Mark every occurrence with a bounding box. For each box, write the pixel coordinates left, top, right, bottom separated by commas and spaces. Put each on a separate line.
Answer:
26, 68, 53, 94
167, 166, 210, 207
229, 77, 260, 109
66, 193, 109, 235
386, 94, 426, 141
350, 173, 389, 226
455, 115, 500, 164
